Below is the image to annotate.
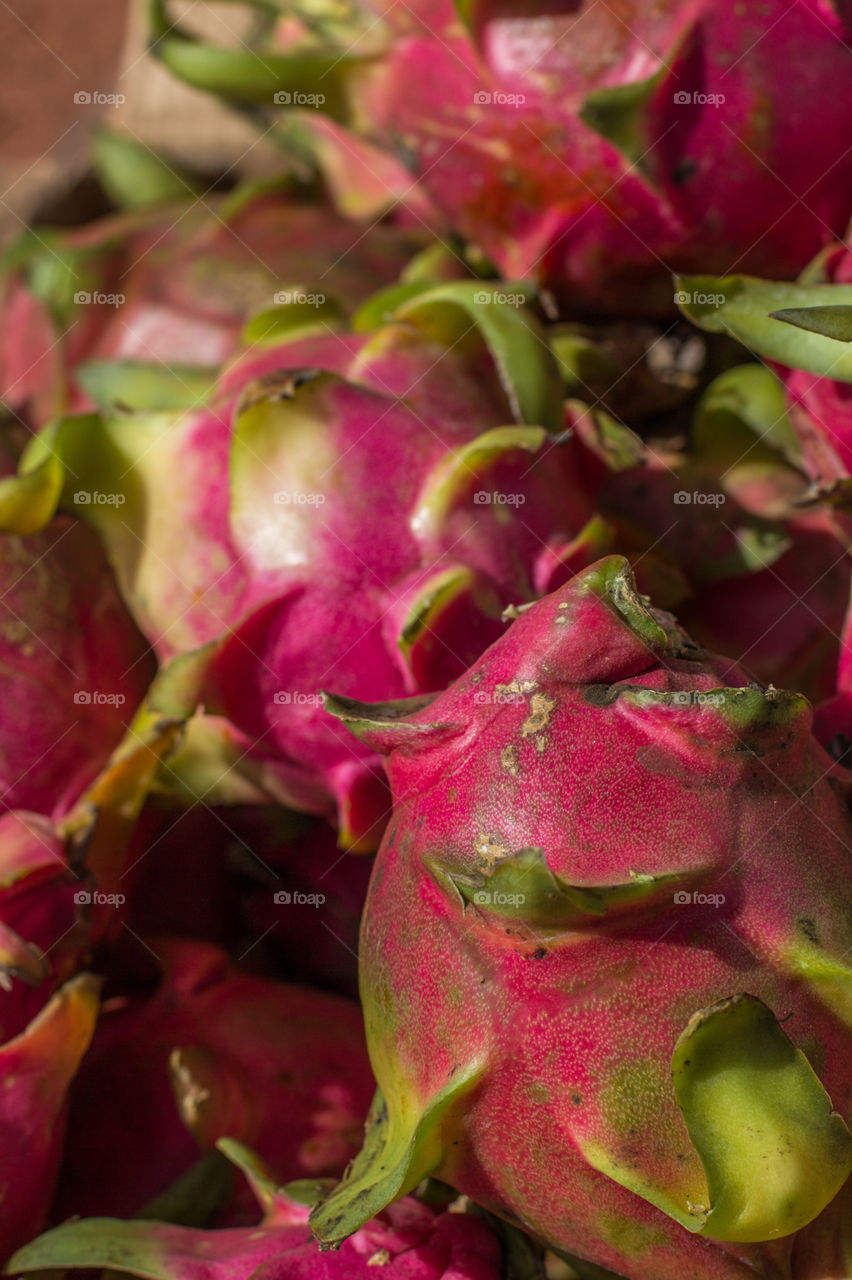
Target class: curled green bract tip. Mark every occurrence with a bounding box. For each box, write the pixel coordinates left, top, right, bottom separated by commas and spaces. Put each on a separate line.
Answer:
309, 1070, 483, 1248
672, 994, 852, 1242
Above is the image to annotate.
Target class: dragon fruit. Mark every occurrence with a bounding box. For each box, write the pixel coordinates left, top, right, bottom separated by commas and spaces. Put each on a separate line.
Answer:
673, 250, 852, 494
53, 940, 375, 1222
0, 586, 223, 1255
0, 182, 416, 428
11, 1139, 517, 1280
580, 424, 852, 707
669, 259, 852, 755
149, 0, 852, 312
0, 810, 87, 1042
811, 592, 852, 767
0, 973, 98, 1260
771, 241, 852, 491
0, 498, 154, 818
0, 285, 596, 847
0, 486, 153, 1027
307, 556, 852, 1280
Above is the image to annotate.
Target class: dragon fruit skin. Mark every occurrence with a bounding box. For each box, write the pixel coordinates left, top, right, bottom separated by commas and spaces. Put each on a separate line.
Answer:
174, 0, 852, 312
771, 243, 852, 486
0, 188, 416, 427
0, 972, 99, 1261
0, 810, 88, 1043
589, 444, 852, 706
813, 591, 852, 764
0, 509, 155, 820
210, 327, 593, 846
53, 940, 375, 1222
0, 501, 152, 1041
25, 299, 595, 847
12, 1141, 508, 1280
372, 0, 852, 308
310, 556, 852, 1279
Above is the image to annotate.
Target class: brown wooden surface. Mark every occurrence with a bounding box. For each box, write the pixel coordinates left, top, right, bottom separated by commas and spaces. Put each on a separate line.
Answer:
0, 1, 277, 239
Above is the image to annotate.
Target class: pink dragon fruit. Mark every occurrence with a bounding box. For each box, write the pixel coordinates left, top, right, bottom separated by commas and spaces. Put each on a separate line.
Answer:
0, 183, 416, 428
812, 600, 852, 766
668, 258, 852, 756
306, 556, 852, 1280
0, 503, 154, 819
150, 0, 852, 312
0, 481, 154, 1029
767, 242, 852, 489
0, 973, 99, 1260
0, 810, 86, 1042
581, 427, 852, 707
0, 521, 232, 1252
10, 1139, 516, 1280
673, 255, 852, 495
0, 285, 596, 847
53, 939, 375, 1222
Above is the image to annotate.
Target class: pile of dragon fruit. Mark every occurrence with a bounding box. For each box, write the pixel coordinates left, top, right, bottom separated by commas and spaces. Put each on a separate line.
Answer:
5, 2, 852, 1277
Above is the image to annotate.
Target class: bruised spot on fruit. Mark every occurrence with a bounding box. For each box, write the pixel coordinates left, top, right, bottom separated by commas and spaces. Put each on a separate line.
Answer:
798, 917, 820, 945
475, 834, 509, 866
500, 745, 519, 776
496, 679, 538, 696
671, 158, 697, 186
235, 367, 322, 415
584, 684, 619, 707
522, 692, 556, 737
